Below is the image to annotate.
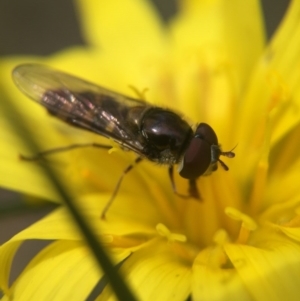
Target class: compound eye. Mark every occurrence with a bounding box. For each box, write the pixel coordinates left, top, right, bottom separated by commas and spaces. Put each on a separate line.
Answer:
195, 123, 218, 145
178, 135, 211, 179
178, 123, 219, 179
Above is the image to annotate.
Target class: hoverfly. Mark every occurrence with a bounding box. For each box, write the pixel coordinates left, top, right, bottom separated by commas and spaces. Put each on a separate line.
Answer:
12, 64, 235, 218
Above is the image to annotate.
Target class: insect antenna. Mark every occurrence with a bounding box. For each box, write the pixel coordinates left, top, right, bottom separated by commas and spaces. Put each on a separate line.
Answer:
218, 145, 237, 171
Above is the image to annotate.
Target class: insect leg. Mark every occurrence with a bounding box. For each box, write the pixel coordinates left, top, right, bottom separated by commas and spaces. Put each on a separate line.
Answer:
20, 143, 111, 161
168, 166, 188, 198
101, 156, 143, 219
128, 85, 149, 101
168, 166, 201, 200
188, 179, 201, 200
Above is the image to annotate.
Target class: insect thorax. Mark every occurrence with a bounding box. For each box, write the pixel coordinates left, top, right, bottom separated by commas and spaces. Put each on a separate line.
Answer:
137, 107, 194, 165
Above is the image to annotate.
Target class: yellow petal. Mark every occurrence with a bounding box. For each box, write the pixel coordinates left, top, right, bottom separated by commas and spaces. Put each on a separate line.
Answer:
192, 248, 252, 301
236, 0, 300, 154
0, 114, 63, 202
0, 194, 155, 294
0, 193, 157, 287
0, 209, 81, 291
1, 193, 157, 244
75, 0, 168, 97
225, 241, 300, 301
98, 241, 191, 301
263, 167, 300, 213
75, 0, 165, 59
0, 241, 22, 294
47, 47, 146, 95
7, 241, 101, 301
270, 124, 300, 173
170, 0, 265, 86
278, 226, 300, 242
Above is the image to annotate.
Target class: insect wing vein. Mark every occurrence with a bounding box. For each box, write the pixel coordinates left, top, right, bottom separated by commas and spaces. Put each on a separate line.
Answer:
13, 64, 145, 153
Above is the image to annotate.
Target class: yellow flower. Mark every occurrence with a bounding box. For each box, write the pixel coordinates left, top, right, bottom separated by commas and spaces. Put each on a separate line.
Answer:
1, 0, 300, 300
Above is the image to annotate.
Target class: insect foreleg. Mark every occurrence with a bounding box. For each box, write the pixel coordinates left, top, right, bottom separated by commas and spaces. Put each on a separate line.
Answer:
20, 143, 112, 161
168, 165, 189, 198
168, 166, 201, 200
188, 179, 201, 200
101, 156, 143, 219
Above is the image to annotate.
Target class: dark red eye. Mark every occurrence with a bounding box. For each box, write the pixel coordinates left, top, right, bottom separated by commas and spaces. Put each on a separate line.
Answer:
178, 123, 234, 179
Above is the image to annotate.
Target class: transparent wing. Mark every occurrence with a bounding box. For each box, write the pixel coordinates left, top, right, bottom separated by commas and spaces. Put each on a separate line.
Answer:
12, 64, 149, 152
